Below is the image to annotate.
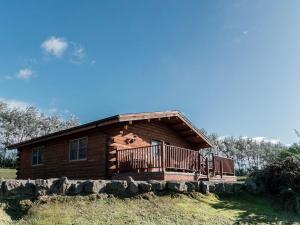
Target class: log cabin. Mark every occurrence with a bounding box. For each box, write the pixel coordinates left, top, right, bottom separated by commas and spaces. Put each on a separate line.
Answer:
8, 111, 236, 182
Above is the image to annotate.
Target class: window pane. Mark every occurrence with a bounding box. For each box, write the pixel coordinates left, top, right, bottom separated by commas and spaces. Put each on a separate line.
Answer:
32, 149, 38, 165
70, 140, 78, 160
78, 138, 87, 159
38, 148, 44, 164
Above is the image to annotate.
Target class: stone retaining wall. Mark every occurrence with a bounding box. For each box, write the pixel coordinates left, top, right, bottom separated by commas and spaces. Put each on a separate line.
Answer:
0, 177, 244, 199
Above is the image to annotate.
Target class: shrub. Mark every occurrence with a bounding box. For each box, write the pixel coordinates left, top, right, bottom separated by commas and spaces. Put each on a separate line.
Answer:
247, 156, 300, 214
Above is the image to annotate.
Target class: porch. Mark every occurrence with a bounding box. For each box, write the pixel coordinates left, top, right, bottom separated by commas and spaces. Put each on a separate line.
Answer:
113, 144, 236, 182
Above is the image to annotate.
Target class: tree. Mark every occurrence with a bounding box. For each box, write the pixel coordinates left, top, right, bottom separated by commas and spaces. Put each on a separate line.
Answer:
204, 131, 285, 175
0, 101, 80, 167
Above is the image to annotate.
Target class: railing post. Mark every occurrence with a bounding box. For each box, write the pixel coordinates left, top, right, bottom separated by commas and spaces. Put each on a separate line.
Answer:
232, 159, 235, 176
212, 153, 215, 176
205, 157, 209, 179
161, 141, 165, 172
198, 153, 201, 175
220, 160, 223, 178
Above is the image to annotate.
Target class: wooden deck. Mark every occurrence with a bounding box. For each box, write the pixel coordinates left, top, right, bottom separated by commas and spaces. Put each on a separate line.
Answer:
115, 144, 235, 181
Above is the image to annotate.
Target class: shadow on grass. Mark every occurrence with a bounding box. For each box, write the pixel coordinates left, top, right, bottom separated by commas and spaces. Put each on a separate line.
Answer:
0, 197, 33, 220
212, 193, 300, 225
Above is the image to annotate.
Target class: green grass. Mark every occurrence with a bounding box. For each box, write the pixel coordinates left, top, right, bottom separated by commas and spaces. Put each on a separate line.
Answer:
0, 168, 16, 179
0, 193, 298, 225
236, 176, 247, 182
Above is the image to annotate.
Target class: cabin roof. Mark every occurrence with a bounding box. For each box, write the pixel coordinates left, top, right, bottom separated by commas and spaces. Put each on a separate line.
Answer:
7, 110, 213, 149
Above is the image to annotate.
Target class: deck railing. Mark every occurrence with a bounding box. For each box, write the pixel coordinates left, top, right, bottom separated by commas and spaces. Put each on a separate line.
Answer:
116, 144, 235, 177
212, 155, 235, 176
117, 145, 162, 171
165, 145, 203, 172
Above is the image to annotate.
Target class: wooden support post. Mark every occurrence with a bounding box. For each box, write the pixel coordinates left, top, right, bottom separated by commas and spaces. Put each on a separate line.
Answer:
161, 141, 165, 172
212, 154, 215, 176
116, 150, 119, 173
198, 153, 201, 175
220, 160, 223, 178
205, 157, 209, 179
233, 159, 235, 176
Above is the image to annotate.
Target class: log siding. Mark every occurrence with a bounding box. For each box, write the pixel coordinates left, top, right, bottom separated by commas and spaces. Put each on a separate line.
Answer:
18, 130, 107, 179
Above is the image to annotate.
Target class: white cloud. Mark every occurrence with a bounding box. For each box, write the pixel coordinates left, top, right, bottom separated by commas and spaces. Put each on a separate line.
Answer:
217, 136, 228, 141
16, 68, 33, 79
242, 30, 248, 35
73, 45, 85, 59
47, 107, 58, 114
218, 135, 281, 145
70, 43, 86, 64
0, 98, 31, 110
63, 109, 70, 114
41, 36, 68, 58
252, 137, 280, 145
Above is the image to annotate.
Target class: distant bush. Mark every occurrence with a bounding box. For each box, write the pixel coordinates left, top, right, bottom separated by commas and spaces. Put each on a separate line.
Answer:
277, 144, 300, 161
247, 156, 300, 214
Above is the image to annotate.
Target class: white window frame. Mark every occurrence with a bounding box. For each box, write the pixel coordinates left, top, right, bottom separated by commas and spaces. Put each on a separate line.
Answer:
32, 146, 44, 166
69, 137, 88, 161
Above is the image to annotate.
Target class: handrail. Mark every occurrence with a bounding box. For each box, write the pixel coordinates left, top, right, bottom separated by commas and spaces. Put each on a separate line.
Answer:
116, 144, 235, 176
165, 145, 200, 172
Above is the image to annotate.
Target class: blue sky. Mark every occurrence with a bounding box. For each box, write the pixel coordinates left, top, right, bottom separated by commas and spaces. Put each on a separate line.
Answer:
0, 0, 299, 144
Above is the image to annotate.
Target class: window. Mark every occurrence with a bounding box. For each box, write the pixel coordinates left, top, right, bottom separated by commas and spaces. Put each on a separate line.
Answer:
32, 147, 44, 165
69, 137, 88, 161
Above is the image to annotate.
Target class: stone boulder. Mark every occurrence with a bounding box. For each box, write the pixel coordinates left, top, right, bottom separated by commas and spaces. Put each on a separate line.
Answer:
185, 182, 196, 192
23, 180, 36, 196
49, 177, 71, 195
209, 183, 216, 193
167, 181, 187, 192
35, 179, 53, 196
2, 180, 24, 196
148, 180, 166, 192
214, 183, 225, 194
105, 180, 128, 195
200, 181, 210, 194
127, 177, 139, 194
83, 180, 106, 194
189, 181, 202, 192
58, 177, 71, 195
138, 181, 152, 192
68, 181, 84, 195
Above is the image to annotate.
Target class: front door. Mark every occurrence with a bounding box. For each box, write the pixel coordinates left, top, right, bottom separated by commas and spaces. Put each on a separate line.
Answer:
150, 139, 162, 169
151, 139, 162, 156
151, 139, 162, 147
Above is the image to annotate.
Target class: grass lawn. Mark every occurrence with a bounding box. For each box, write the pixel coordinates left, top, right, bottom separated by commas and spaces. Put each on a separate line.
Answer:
236, 176, 247, 182
0, 168, 16, 179
0, 192, 298, 225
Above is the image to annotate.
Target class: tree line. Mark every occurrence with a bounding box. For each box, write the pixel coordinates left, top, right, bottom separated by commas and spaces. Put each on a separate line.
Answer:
0, 101, 80, 168
202, 131, 296, 175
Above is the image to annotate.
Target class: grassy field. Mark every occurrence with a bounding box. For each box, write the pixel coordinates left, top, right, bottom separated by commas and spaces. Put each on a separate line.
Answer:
0, 168, 16, 179
0, 192, 298, 225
